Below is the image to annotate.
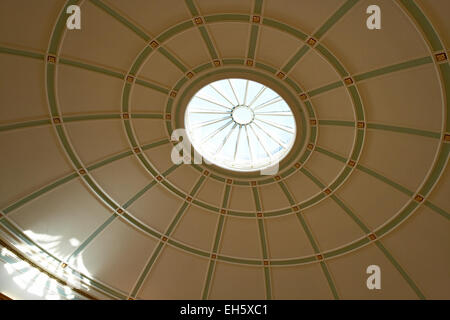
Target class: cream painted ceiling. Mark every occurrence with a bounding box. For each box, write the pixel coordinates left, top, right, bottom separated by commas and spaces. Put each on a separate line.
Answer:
0, 0, 449, 300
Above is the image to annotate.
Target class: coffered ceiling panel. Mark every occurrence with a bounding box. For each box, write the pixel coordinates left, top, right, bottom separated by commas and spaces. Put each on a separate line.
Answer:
0, 0, 448, 300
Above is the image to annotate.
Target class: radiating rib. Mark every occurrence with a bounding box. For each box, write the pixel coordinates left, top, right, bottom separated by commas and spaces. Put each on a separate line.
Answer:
215, 123, 238, 154
245, 125, 254, 163
252, 121, 287, 149
228, 79, 240, 105
200, 119, 234, 143
190, 109, 231, 114
191, 116, 230, 129
254, 118, 295, 134
209, 84, 236, 108
254, 111, 293, 116
233, 125, 242, 161
195, 96, 233, 110
249, 124, 272, 159
252, 96, 282, 111
248, 86, 267, 108
243, 80, 249, 105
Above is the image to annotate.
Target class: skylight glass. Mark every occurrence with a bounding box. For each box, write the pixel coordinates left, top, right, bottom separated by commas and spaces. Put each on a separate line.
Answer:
185, 78, 296, 172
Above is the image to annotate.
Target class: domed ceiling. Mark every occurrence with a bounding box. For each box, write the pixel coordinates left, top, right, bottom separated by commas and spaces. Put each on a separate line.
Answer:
0, 0, 449, 300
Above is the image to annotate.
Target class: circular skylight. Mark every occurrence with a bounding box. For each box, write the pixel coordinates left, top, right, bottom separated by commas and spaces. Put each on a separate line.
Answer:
185, 78, 296, 172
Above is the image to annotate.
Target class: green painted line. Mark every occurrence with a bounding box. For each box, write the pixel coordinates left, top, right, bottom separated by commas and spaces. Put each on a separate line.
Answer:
216, 255, 262, 265
122, 83, 132, 113
0, 46, 44, 60
354, 56, 433, 82
300, 167, 325, 189
419, 144, 450, 196
424, 201, 450, 220
278, 181, 295, 205
252, 187, 262, 211
350, 129, 364, 160
83, 175, 118, 210
168, 239, 210, 257
165, 202, 189, 236
192, 199, 220, 213
59, 58, 124, 79
89, 0, 150, 41
399, 0, 443, 51
87, 150, 133, 172
204, 14, 249, 23
367, 123, 440, 139
331, 195, 370, 233
315, 146, 346, 163
320, 261, 339, 299
439, 63, 450, 132
262, 18, 307, 40
193, 62, 213, 73
329, 166, 352, 190
295, 212, 320, 253
129, 46, 153, 76
0, 119, 51, 132
375, 241, 425, 299
318, 119, 355, 127
202, 260, 216, 300
69, 214, 117, 257
130, 241, 164, 298
226, 210, 256, 218
157, 20, 194, 43
190, 175, 206, 196
63, 113, 121, 122
184, 0, 199, 16
55, 125, 82, 169
299, 193, 325, 209
174, 77, 188, 91
158, 47, 188, 73
222, 184, 231, 208
141, 138, 170, 150
282, 45, 309, 73
376, 201, 418, 237
46, 63, 58, 117
123, 120, 138, 147
284, 77, 302, 94
348, 86, 365, 121
162, 164, 180, 177
255, 62, 277, 74
223, 58, 245, 65
269, 256, 316, 265
3, 173, 78, 214
316, 44, 348, 77
122, 181, 157, 209
131, 113, 164, 119
257, 219, 268, 259
135, 79, 170, 94
313, 0, 359, 39
308, 81, 343, 97
212, 215, 225, 253
304, 100, 315, 118
254, 0, 263, 15
198, 26, 219, 60
264, 267, 272, 300
121, 212, 162, 239
247, 24, 259, 59
356, 164, 414, 197
323, 237, 369, 259
162, 180, 185, 198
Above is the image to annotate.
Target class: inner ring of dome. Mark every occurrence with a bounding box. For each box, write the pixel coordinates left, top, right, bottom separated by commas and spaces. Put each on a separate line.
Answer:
185, 78, 297, 172
232, 105, 254, 125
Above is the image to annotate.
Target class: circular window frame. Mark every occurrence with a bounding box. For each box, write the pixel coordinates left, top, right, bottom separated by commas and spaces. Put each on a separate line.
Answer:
173, 68, 310, 179
184, 78, 297, 173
